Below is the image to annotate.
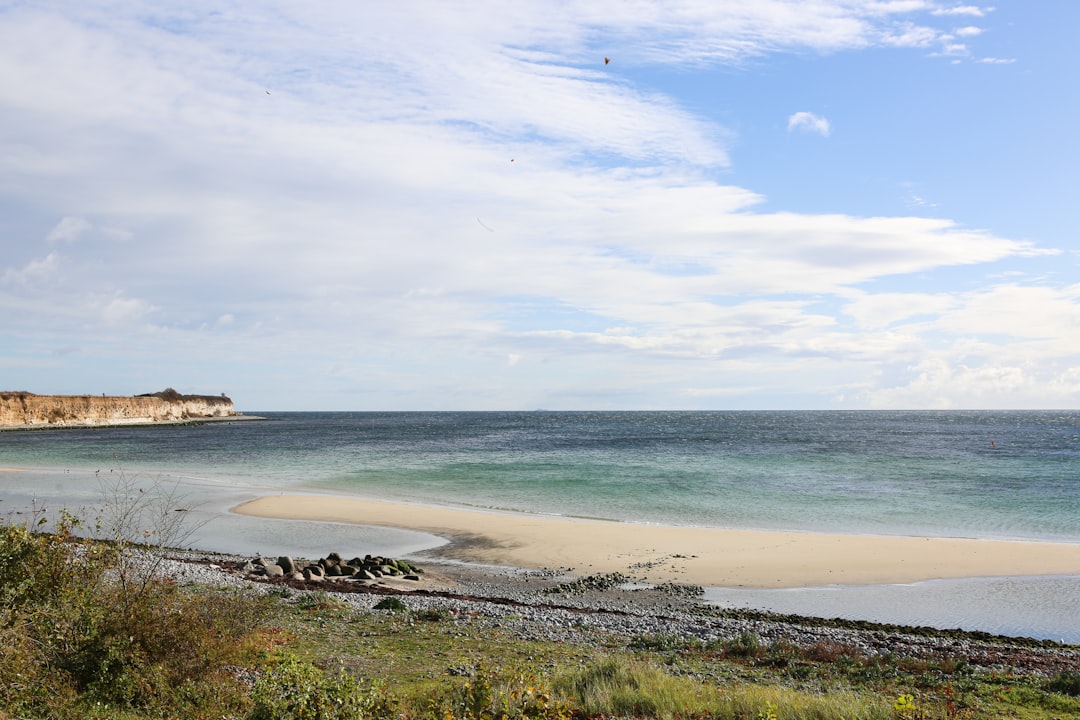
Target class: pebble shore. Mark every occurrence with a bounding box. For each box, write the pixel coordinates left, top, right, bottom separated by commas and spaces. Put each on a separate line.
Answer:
156, 550, 1080, 678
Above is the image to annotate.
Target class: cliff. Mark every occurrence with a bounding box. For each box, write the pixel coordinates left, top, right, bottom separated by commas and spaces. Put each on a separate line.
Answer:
0, 389, 237, 428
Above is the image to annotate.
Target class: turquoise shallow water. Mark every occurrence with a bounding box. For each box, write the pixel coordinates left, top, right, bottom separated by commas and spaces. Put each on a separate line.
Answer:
2, 410, 1079, 641
3, 410, 1077, 539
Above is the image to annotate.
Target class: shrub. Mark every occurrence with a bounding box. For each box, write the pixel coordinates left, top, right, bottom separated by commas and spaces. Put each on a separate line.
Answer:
429, 663, 571, 720
248, 655, 395, 720
295, 589, 346, 612
0, 495, 265, 717
721, 631, 766, 659
0, 620, 80, 718
61, 581, 266, 706
0, 517, 113, 716
373, 596, 408, 612
804, 639, 863, 663
415, 607, 453, 622
1048, 670, 1080, 697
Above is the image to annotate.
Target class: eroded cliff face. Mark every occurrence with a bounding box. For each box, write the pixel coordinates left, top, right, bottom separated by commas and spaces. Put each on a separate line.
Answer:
0, 391, 237, 427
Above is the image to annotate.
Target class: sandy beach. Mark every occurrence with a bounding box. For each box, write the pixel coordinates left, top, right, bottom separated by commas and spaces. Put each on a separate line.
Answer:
232, 494, 1080, 589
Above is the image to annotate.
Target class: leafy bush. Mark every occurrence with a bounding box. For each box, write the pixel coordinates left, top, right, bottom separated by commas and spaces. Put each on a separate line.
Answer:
429, 663, 570, 720
248, 655, 395, 720
373, 596, 408, 612
0, 517, 112, 716
295, 589, 346, 612
0, 497, 265, 717
1048, 670, 1080, 697
721, 630, 766, 659
62, 580, 264, 706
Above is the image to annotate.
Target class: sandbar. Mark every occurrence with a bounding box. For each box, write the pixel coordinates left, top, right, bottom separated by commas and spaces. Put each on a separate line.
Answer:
232, 495, 1080, 589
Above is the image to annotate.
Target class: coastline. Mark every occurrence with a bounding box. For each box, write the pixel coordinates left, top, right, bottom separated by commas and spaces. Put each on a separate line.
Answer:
231, 494, 1080, 589
0, 414, 267, 432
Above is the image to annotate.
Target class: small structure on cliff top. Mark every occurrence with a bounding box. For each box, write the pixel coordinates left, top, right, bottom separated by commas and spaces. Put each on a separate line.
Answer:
0, 389, 238, 428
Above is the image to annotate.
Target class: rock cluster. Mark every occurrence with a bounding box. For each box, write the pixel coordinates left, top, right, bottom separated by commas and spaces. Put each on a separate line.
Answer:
543, 572, 630, 594
243, 552, 423, 584
541, 572, 704, 598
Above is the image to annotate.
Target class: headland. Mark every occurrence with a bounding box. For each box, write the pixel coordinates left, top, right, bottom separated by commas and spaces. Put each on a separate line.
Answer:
0, 388, 241, 429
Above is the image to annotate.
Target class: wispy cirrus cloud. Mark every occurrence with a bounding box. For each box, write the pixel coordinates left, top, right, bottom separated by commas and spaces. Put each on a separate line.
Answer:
931, 5, 991, 18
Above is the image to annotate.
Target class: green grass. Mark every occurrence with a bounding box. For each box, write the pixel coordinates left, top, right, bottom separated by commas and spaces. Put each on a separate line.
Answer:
4, 516, 1080, 719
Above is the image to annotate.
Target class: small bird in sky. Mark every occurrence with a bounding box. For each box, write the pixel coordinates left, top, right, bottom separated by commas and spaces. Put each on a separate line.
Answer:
604, 57, 610, 65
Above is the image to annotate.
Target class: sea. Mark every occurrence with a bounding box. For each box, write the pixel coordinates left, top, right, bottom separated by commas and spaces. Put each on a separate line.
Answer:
1, 410, 1078, 642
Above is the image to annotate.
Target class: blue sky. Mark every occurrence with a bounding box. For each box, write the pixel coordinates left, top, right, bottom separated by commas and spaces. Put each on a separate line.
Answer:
2, 1, 1078, 410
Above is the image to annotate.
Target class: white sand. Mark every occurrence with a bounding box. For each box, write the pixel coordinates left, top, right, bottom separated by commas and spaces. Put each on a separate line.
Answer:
232, 495, 1080, 588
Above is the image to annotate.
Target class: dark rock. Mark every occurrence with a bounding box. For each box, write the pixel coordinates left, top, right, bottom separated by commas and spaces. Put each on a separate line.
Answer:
277, 556, 295, 574
544, 572, 629, 595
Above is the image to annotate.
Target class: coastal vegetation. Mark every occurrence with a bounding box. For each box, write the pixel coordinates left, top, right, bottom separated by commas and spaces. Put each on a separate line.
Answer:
2, 488, 1079, 719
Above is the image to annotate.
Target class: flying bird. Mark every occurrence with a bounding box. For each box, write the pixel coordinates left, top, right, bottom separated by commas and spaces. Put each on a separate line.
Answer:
604, 57, 610, 65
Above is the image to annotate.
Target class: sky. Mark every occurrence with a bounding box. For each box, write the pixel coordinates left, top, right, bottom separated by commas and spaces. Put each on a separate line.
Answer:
2, 1, 1079, 411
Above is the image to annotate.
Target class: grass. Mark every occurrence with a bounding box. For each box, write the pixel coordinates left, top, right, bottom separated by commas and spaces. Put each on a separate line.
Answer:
247, 592, 1080, 720
3, 509, 1080, 719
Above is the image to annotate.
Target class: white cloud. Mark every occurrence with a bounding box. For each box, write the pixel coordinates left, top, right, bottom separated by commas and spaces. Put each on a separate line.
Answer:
842, 292, 959, 330
931, 6, 989, 18
787, 111, 831, 137
862, 357, 1080, 410
940, 42, 970, 56
0, 1, 1067, 410
934, 284, 1080, 341
880, 23, 941, 48
46, 216, 92, 243
97, 295, 155, 327
2, 252, 60, 288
